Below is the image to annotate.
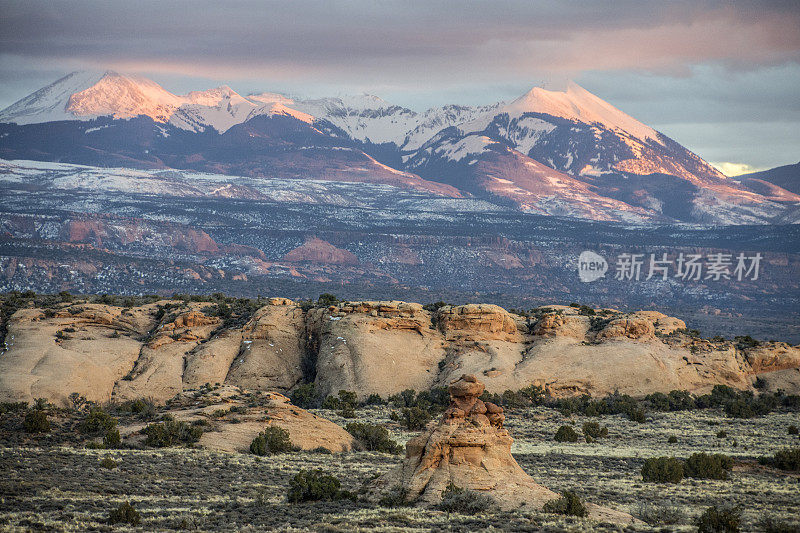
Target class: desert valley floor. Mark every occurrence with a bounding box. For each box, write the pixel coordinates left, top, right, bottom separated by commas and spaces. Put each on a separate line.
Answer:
2, 400, 799, 532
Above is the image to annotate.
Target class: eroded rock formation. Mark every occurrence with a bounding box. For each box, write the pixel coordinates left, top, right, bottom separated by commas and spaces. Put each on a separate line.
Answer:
119, 385, 356, 453
371, 374, 634, 523
0, 298, 798, 406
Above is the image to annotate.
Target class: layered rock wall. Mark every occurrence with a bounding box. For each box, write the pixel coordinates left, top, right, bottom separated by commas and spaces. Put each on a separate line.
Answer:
1, 298, 798, 405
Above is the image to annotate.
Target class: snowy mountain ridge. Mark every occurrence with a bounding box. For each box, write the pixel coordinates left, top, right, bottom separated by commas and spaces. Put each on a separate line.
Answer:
0, 71, 664, 146
1, 71, 798, 226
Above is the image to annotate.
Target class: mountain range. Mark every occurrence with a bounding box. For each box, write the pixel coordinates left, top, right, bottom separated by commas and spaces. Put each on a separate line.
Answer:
1, 71, 798, 225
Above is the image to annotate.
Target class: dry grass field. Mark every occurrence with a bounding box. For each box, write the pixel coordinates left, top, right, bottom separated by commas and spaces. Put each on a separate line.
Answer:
1, 402, 799, 532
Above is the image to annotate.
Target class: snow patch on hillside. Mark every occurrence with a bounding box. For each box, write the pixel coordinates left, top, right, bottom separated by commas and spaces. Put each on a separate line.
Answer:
436, 135, 495, 162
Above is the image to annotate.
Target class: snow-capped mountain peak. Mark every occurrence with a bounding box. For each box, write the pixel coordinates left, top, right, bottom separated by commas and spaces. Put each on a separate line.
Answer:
0, 71, 106, 124
247, 92, 296, 107
184, 85, 245, 105
503, 82, 661, 142
66, 71, 185, 122
502, 82, 661, 144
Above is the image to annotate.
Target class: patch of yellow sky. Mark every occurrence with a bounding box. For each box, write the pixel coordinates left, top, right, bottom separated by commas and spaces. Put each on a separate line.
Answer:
711, 161, 765, 177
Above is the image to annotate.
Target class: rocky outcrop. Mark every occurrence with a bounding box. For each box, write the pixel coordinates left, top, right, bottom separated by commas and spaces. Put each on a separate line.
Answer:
370, 375, 634, 523
122, 386, 356, 453
224, 303, 305, 390
307, 301, 445, 397
1, 298, 798, 406
532, 313, 590, 339
595, 315, 655, 340
745, 342, 800, 373
437, 304, 520, 341
283, 237, 358, 265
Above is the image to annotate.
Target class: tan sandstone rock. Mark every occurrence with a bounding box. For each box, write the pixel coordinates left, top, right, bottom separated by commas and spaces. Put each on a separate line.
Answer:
595, 314, 656, 340
0, 306, 153, 405
224, 303, 305, 390
532, 313, 590, 339
308, 302, 445, 397
1, 299, 798, 407
121, 387, 356, 453
437, 304, 520, 341
371, 374, 634, 523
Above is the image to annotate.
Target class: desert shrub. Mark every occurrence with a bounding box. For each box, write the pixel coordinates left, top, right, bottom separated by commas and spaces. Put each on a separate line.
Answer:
30, 398, 50, 411
417, 387, 451, 411
699, 385, 740, 408
551, 391, 647, 421
542, 490, 587, 517
337, 405, 356, 418
309, 446, 332, 454
290, 383, 318, 409
423, 301, 449, 312
287, 469, 351, 503
437, 483, 495, 515
724, 398, 757, 419
668, 435, 678, 444
143, 419, 203, 447
554, 425, 579, 443
695, 386, 779, 418
250, 426, 294, 456
337, 390, 357, 407
379, 486, 411, 507
641, 457, 684, 483
317, 293, 340, 307
103, 428, 122, 448
23, 409, 50, 433
788, 425, 798, 435
0, 401, 28, 415
346, 422, 402, 454
685, 452, 733, 480
364, 393, 384, 405
401, 406, 431, 430
109, 502, 141, 526
646, 389, 699, 412
666, 389, 698, 410
626, 406, 647, 423
115, 398, 158, 420
582, 421, 608, 442
79, 407, 117, 436
734, 335, 759, 349
321, 389, 357, 411
100, 457, 118, 469
68, 392, 88, 411
389, 388, 418, 408
783, 395, 800, 410
696, 505, 741, 533
760, 448, 800, 471
635, 501, 685, 526
758, 516, 800, 533
388, 387, 450, 412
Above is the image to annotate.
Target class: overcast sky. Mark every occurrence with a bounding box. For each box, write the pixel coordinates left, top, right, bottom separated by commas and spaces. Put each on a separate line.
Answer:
1, 0, 798, 173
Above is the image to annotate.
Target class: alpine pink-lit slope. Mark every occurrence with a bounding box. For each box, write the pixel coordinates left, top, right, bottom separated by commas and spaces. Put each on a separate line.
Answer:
0, 71, 314, 134
501, 82, 662, 144
1, 71, 798, 225
0, 72, 107, 124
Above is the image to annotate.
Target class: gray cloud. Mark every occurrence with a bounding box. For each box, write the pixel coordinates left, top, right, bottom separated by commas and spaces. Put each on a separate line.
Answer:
1, 0, 799, 168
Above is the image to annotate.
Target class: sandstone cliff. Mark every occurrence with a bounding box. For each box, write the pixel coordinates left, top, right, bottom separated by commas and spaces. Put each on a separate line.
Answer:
0, 298, 798, 406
